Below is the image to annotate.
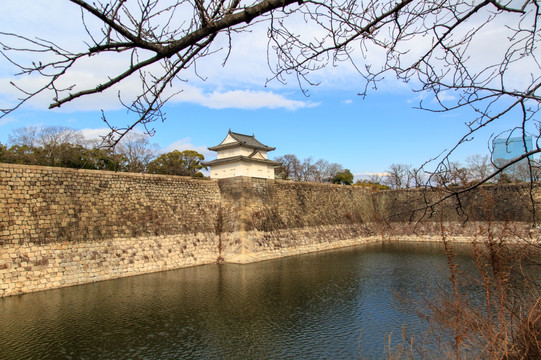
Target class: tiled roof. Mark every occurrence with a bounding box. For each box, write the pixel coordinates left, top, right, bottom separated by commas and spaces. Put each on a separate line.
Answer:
202, 156, 280, 167
208, 130, 276, 151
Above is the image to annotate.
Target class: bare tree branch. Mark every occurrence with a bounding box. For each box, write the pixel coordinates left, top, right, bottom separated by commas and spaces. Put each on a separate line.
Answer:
1, 0, 540, 185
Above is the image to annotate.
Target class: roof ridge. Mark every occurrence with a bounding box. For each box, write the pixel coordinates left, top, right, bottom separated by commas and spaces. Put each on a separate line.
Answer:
229, 130, 254, 137
209, 130, 275, 151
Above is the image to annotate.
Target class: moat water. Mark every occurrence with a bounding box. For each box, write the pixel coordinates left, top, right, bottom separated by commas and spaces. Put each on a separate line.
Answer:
0, 242, 479, 359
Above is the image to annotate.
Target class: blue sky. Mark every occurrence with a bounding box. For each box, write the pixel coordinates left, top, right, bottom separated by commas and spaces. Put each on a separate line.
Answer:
0, 87, 503, 177
0, 1, 527, 178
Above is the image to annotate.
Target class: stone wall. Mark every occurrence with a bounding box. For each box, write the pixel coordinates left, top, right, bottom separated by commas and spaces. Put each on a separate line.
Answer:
218, 177, 379, 262
1, 163, 540, 297
217, 177, 541, 262
372, 184, 540, 224
0, 164, 221, 246
0, 233, 217, 297
1, 163, 222, 297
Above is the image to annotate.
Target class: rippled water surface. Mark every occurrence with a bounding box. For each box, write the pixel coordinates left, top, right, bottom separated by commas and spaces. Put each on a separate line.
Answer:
0, 242, 477, 359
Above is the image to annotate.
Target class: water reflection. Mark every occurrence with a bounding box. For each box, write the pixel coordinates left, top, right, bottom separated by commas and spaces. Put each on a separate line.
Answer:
1, 242, 476, 359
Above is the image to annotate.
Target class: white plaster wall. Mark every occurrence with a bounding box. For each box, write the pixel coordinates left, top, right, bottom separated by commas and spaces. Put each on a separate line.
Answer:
256, 151, 268, 159
210, 161, 274, 179
216, 147, 253, 159
222, 134, 236, 144
247, 163, 274, 179
211, 162, 239, 178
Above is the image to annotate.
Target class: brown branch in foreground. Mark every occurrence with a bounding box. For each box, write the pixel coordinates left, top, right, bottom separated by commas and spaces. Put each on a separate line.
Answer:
0, 0, 540, 175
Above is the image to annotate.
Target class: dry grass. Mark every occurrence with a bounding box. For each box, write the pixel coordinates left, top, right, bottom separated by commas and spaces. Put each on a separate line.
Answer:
386, 221, 541, 360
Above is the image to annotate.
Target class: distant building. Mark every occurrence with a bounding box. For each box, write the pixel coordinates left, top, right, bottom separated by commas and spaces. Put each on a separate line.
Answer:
204, 130, 280, 179
492, 136, 533, 172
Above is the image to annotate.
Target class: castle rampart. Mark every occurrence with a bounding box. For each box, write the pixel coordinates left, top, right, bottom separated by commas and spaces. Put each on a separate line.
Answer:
1, 163, 539, 297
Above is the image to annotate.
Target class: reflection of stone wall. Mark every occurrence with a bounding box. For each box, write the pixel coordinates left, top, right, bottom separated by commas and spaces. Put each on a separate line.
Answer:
2, 163, 540, 297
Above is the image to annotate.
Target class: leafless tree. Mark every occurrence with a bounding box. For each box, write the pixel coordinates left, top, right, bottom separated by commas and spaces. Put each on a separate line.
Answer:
312, 159, 329, 182
368, 174, 385, 185
466, 154, 494, 183
529, 157, 541, 181
115, 132, 160, 173
8, 126, 85, 148
449, 162, 471, 186
1, 0, 540, 181
384, 163, 412, 189
274, 154, 300, 180
312, 159, 343, 182
1, 0, 307, 144
7, 126, 40, 148
430, 161, 469, 187
296, 157, 317, 181
7, 126, 87, 165
3, 125, 125, 168
275, 154, 343, 182
409, 167, 425, 188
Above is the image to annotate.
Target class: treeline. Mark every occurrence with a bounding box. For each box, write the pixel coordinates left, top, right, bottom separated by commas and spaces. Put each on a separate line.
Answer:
0, 126, 206, 177
5, 126, 527, 188
374, 155, 541, 190
274, 154, 354, 185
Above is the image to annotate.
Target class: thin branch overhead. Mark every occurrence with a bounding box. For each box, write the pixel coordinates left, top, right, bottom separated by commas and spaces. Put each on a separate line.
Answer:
0, 0, 540, 177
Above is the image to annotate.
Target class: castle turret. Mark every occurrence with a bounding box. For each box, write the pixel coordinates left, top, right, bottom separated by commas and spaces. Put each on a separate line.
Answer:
203, 130, 279, 179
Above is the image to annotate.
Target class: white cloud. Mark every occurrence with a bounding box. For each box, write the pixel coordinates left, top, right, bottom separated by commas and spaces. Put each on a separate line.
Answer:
353, 172, 389, 182
342, 99, 353, 104
356, 172, 389, 177
2, 0, 538, 116
163, 137, 213, 160
78, 128, 111, 142
170, 86, 319, 110
0, 53, 147, 113
407, 92, 429, 105
0, 1, 315, 114
197, 90, 317, 110
1, 68, 316, 113
432, 91, 457, 103
405, 90, 456, 106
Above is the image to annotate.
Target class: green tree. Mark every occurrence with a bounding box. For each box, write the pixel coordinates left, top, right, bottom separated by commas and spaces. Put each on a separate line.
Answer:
353, 179, 390, 191
1, 145, 39, 165
0, 139, 126, 171
3, 126, 99, 169
0, 142, 6, 162
147, 150, 206, 177
66, 146, 126, 171
331, 169, 353, 185
89, 147, 126, 171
